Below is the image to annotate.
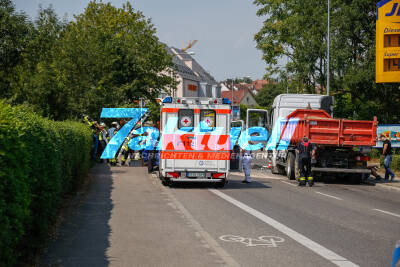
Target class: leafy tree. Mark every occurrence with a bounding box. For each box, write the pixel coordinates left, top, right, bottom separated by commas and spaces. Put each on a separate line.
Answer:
256, 82, 286, 110
0, 0, 32, 99
1, 1, 176, 120
48, 1, 176, 120
225, 77, 253, 85
254, 0, 400, 123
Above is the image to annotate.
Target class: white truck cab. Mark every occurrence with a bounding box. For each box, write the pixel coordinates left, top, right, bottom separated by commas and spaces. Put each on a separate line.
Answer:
159, 97, 231, 187
270, 94, 334, 128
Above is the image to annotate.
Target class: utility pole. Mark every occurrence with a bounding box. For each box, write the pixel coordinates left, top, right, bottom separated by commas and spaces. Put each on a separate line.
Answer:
327, 0, 330, 96
231, 79, 234, 105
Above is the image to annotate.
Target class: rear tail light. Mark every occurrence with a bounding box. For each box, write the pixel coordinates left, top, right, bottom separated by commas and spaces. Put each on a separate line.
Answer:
212, 173, 225, 179
355, 155, 369, 161
167, 172, 180, 178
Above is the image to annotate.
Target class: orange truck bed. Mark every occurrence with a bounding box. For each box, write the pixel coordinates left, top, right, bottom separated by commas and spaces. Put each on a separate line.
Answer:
280, 109, 378, 147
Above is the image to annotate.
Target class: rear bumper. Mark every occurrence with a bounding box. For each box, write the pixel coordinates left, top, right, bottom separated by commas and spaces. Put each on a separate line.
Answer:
312, 167, 370, 174
170, 178, 224, 182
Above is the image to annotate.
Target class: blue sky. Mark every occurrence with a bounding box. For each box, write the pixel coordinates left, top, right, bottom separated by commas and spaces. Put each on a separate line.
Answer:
13, 0, 267, 81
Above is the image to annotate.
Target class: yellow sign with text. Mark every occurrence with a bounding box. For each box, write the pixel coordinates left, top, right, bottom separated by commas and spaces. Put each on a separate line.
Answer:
376, 0, 400, 83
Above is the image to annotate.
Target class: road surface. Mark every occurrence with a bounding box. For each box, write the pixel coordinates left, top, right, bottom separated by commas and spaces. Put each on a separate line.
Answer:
41, 164, 400, 266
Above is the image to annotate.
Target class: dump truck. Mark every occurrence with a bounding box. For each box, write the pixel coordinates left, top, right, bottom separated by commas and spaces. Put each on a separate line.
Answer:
272, 109, 377, 183
247, 94, 377, 183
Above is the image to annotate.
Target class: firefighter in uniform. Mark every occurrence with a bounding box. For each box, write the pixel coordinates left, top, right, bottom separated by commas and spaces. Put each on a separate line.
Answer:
297, 135, 315, 186
120, 136, 131, 166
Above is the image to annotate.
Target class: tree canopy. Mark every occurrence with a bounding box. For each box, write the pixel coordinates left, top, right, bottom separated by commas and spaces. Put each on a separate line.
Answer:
254, 0, 400, 123
1, 1, 176, 120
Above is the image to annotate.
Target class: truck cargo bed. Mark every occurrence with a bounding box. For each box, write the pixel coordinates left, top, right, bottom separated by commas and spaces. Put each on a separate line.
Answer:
279, 109, 377, 147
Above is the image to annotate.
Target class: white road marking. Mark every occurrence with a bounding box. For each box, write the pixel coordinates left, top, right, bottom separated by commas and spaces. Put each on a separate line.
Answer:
209, 189, 358, 267
372, 209, 400, 218
316, 192, 343, 201
219, 235, 285, 247
281, 180, 298, 187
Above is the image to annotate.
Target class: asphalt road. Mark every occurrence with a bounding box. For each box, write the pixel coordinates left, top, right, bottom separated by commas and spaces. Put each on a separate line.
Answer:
42, 165, 400, 267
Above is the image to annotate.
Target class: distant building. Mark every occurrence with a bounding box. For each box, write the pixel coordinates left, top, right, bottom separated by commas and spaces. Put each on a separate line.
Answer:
161, 46, 221, 99
221, 86, 258, 106
250, 80, 269, 95
220, 82, 230, 92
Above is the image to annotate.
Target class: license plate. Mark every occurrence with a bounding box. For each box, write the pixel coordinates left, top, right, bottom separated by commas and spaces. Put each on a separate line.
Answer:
187, 172, 205, 178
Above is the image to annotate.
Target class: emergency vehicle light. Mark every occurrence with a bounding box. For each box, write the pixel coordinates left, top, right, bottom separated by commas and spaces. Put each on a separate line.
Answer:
222, 98, 231, 104
162, 97, 172, 103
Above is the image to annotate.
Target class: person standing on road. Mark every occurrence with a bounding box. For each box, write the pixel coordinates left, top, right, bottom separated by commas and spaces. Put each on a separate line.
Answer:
381, 135, 395, 181
107, 122, 119, 141
242, 150, 253, 183
296, 135, 316, 186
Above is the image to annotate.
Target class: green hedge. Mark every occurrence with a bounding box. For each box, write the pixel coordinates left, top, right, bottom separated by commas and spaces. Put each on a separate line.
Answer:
0, 101, 92, 265
391, 155, 400, 171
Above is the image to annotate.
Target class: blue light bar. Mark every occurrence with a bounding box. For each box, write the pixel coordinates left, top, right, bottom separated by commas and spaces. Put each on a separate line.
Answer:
222, 98, 231, 104
162, 96, 172, 103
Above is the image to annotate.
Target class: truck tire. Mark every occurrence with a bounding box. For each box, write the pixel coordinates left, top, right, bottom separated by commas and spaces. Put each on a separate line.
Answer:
349, 174, 363, 184
286, 152, 295, 180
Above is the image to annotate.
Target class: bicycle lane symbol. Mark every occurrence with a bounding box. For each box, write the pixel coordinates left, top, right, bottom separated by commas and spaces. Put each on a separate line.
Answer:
219, 235, 285, 247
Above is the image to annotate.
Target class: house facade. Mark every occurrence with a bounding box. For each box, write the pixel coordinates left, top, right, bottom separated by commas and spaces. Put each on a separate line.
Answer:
162, 46, 221, 99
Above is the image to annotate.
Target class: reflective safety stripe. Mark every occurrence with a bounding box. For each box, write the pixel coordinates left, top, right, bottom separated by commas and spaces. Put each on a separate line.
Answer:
299, 177, 306, 181
308, 177, 313, 180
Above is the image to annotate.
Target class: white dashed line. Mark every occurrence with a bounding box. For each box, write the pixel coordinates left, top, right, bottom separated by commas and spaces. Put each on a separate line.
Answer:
372, 209, 400, 218
209, 189, 358, 267
316, 192, 343, 201
281, 180, 298, 187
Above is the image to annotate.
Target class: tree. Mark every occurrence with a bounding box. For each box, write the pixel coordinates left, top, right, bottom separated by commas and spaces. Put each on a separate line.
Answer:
0, 0, 32, 99
254, 0, 400, 123
44, 1, 176, 119
256, 83, 286, 110
1, 1, 177, 120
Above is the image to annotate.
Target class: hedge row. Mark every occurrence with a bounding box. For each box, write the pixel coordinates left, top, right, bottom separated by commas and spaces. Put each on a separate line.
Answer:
387, 155, 400, 171
0, 101, 92, 265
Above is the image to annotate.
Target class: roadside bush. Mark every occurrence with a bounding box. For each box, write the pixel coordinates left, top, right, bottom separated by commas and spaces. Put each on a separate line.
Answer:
392, 155, 400, 171
0, 101, 92, 265
369, 148, 381, 159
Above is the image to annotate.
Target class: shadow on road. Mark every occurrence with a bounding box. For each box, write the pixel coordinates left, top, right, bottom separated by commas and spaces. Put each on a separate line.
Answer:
169, 180, 271, 190
41, 164, 113, 267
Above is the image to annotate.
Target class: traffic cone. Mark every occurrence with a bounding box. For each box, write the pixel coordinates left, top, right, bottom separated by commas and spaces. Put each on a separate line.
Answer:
267, 160, 272, 169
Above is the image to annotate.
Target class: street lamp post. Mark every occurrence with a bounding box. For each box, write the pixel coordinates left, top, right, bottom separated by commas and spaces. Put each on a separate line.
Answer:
327, 0, 330, 96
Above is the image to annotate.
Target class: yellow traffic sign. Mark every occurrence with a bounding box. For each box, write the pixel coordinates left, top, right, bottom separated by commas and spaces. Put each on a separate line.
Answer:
376, 0, 400, 83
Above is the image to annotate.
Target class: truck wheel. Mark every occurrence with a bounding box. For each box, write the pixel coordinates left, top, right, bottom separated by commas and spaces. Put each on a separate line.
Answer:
286, 153, 295, 180
349, 174, 363, 184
